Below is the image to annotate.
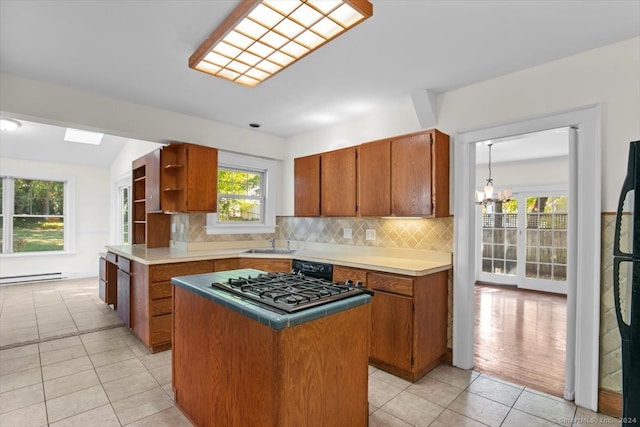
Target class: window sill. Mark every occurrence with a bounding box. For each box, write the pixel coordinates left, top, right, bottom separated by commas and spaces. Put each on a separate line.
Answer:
0, 250, 75, 258
205, 225, 276, 235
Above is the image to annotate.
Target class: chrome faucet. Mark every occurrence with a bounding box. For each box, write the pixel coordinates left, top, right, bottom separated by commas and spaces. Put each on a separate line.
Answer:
270, 237, 276, 251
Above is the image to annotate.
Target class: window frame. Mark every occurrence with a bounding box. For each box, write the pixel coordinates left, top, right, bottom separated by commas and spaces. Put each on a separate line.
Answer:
0, 171, 75, 256
206, 151, 277, 235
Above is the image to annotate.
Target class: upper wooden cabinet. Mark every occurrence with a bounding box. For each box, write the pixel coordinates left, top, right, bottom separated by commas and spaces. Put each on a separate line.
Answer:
359, 129, 450, 218
294, 154, 321, 217
321, 146, 357, 217
294, 129, 449, 218
161, 142, 218, 212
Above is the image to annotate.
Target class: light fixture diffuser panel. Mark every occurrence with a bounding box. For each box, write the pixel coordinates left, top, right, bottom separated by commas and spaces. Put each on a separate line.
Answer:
64, 128, 104, 145
189, 0, 373, 87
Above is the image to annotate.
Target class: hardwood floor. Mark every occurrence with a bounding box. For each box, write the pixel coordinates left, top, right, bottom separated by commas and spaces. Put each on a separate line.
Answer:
474, 284, 567, 397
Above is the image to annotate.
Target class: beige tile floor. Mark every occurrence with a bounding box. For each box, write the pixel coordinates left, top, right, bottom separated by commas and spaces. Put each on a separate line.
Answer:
0, 278, 621, 426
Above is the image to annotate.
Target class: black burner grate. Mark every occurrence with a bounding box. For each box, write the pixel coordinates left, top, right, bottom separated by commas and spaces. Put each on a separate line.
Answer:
211, 272, 366, 313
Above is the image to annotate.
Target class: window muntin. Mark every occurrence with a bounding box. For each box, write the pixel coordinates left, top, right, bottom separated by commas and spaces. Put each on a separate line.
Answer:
1, 177, 67, 254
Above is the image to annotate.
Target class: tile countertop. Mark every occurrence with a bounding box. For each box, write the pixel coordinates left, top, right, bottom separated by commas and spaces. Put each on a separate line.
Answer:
170, 268, 371, 330
105, 242, 452, 277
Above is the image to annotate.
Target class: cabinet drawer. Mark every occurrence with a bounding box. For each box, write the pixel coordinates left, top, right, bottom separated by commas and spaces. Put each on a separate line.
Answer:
149, 261, 212, 282
369, 272, 413, 296
213, 258, 239, 272
150, 281, 172, 300
117, 256, 131, 273
237, 258, 292, 273
99, 257, 107, 281
333, 266, 368, 287
106, 251, 118, 264
151, 297, 172, 316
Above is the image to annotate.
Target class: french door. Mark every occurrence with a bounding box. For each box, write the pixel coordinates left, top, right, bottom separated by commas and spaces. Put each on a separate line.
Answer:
477, 189, 569, 294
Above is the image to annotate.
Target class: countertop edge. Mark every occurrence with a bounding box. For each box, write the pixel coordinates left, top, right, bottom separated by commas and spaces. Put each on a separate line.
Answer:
105, 245, 452, 277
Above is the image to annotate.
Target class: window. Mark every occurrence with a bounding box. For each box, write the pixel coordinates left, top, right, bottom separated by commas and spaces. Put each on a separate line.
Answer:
1, 176, 70, 254
114, 176, 131, 245
217, 168, 264, 223
206, 151, 277, 234
119, 185, 130, 245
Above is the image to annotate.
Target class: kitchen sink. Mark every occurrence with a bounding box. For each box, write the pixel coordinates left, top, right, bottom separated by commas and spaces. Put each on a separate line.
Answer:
244, 248, 297, 254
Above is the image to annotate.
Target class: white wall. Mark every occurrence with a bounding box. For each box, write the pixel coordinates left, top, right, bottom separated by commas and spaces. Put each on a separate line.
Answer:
281, 37, 640, 213
438, 37, 640, 212
476, 156, 569, 189
0, 157, 110, 278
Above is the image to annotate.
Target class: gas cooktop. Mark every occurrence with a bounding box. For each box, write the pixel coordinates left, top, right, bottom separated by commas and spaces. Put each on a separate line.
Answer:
211, 272, 368, 314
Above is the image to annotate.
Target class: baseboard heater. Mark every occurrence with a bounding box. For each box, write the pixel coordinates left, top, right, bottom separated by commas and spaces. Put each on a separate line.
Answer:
0, 272, 63, 285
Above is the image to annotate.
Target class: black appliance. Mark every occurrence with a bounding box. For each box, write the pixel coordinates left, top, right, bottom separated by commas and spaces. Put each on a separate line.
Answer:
613, 140, 640, 426
291, 258, 333, 281
211, 271, 368, 314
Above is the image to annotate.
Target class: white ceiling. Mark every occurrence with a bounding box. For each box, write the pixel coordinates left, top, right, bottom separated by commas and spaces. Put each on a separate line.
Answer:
1, 0, 639, 141
0, 1, 638, 168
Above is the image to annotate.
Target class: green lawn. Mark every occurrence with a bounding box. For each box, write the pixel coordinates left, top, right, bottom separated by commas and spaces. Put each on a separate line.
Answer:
13, 226, 64, 252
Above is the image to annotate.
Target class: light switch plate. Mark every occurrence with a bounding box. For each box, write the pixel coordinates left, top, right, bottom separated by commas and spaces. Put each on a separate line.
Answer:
366, 229, 376, 241
343, 228, 352, 239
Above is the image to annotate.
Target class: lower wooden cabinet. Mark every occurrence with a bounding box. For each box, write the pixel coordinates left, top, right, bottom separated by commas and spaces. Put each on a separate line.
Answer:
370, 289, 414, 372
334, 265, 449, 382
130, 259, 214, 353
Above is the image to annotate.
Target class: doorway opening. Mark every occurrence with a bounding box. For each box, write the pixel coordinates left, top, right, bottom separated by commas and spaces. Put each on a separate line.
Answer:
453, 104, 601, 411
473, 128, 571, 397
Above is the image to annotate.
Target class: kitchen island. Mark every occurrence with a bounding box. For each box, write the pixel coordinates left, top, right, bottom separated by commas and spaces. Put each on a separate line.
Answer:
170, 269, 372, 427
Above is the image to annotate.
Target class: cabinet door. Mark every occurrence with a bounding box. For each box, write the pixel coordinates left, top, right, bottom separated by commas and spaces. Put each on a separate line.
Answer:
145, 149, 161, 212
294, 154, 321, 217
117, 270, 131, 327
391, 132, 432, 216
321, 147, 357, 217
370, 290, 413, 371
358, 140, 391, 217
185, 144, 218, 212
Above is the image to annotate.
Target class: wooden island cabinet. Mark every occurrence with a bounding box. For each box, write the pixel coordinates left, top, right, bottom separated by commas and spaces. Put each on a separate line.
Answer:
172, 271, 371, 427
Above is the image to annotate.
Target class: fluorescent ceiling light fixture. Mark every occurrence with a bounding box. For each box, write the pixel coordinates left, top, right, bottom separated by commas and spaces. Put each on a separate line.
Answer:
189, 0, 373, 87
64, 128, 104, 145
0, 118, 21, 131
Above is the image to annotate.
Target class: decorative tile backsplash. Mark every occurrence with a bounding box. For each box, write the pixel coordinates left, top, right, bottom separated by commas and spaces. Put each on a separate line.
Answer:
171, 214, 454, 252
276, 216, 454, 252
599, 214, 621, 393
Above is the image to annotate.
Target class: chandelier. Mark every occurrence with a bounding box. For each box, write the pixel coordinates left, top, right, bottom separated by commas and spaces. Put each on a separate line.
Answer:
476, 143, 512, 206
